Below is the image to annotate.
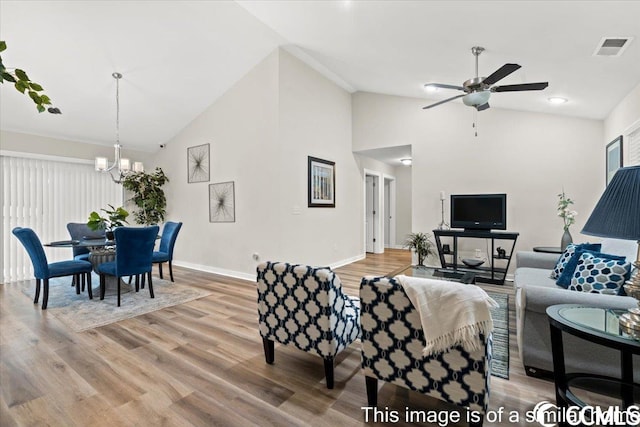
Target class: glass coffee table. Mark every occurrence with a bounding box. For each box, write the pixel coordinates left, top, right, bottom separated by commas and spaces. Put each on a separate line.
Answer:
387, 265, 476, 284
547, 304, 640, 411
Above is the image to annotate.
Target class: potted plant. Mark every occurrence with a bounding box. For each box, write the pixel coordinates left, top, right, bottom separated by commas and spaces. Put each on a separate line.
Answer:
557, 190, 577, 250
87, 204, 129, 240
404, 232, 436, 266
122, 167, 169, 225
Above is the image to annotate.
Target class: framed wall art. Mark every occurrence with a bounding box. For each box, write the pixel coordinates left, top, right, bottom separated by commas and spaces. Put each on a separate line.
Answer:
606, 135, 623, 185
209, 181, 235, 222
308, 156, 335, 208
187, 143, 210, 183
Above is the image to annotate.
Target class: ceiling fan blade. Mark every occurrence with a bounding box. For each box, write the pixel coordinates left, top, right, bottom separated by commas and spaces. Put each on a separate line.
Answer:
482, 63, 521, 86
422, 93, 466, 109
476, 102, 490, 111
424, 83, 465, 91
492, 82, 549, 92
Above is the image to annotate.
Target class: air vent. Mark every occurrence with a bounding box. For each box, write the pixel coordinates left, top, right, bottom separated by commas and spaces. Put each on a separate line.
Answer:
593, 37, 634, 56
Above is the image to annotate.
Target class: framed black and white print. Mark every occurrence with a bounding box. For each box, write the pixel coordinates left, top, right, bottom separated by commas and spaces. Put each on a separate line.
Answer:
308, 156, 335, 208
606, 135, 623, 185
209, 181, 235, 222
187, 143, 210, 183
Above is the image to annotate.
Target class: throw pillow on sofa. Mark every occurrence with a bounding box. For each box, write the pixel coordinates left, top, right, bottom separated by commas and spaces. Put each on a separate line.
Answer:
556, 249, 626, 288
550, 243, 602, 280
568, 252, 632, 295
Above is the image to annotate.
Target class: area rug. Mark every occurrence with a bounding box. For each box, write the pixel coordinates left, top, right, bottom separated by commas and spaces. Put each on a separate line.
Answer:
487, 291, 509, 379
20, 273, 212, 332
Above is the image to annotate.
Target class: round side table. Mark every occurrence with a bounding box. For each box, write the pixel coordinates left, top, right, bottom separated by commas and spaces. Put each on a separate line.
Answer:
547, 304, 640, 413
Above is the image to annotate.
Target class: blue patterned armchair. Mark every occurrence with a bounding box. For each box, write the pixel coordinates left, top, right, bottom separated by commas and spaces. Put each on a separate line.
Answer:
256, 261, 361, 389
360, 276, 491, 427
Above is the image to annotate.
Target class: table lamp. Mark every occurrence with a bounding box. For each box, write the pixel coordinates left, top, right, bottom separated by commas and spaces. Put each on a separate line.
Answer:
581, 165, 640, 332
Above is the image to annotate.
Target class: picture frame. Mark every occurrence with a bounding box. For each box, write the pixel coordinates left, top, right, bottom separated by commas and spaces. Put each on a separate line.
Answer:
605, 135, 623, 185
187, 143, 210, 183
209, 181, 235, 222
308, 156, 335, 208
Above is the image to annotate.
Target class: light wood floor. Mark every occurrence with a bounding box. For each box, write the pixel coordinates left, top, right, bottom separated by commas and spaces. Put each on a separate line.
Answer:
1, 249, 560, 426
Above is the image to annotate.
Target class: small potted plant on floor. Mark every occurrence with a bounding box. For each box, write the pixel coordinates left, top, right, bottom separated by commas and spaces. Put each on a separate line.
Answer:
87, 204, 129, 241
404, 232, 436, 266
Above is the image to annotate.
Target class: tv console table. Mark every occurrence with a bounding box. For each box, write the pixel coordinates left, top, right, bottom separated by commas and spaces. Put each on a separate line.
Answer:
433, 229, 519, 285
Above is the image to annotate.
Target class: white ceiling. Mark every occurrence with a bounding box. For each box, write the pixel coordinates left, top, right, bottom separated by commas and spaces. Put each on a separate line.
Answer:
1, 1, 639, 153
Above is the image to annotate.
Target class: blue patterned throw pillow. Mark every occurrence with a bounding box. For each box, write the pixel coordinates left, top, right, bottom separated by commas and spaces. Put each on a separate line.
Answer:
568, 252, 632, 295
556, 249, 626, 288
550, 243, 602, 280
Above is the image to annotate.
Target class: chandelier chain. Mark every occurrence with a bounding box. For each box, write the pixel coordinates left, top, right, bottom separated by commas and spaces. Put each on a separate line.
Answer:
113, 72, 122, 145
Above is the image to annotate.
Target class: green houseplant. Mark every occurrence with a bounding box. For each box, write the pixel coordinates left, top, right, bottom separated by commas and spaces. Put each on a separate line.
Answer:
87, 205, 129, 240
122, 167, 169, 225
404, 232, 436, 266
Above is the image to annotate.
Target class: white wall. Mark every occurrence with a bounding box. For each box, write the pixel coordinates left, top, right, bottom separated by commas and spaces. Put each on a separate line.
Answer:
394, 164, 412, 247
604, 81, 640, 165
0, 130, 150, 163
276, 50, 362, 265
152, 51, 280, 279
353, 92, 604, 266
153, 49, 362, 279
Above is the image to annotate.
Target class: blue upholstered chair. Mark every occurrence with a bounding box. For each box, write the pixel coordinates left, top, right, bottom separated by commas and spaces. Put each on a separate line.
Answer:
256, 261, 361, 389
360, 276, 491, 427
12, 227, 93, 309
152, 221, 182, 282
97, 226, 158, 307
66, 222, 105, 261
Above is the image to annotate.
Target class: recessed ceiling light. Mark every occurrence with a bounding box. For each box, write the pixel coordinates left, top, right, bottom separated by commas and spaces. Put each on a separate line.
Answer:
400, 158, 412, 166
548, 97, 568, 104
424, 85, 438, 92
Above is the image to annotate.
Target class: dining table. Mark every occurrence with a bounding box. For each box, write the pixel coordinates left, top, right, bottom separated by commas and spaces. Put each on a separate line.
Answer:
45, 238, 133, 295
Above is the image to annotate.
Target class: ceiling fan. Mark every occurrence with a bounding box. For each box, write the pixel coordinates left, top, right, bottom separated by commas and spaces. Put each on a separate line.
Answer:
423, 46, 548, 111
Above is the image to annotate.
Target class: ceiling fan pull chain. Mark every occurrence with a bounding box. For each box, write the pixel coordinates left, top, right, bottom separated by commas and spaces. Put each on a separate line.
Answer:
473, 110, 478, 137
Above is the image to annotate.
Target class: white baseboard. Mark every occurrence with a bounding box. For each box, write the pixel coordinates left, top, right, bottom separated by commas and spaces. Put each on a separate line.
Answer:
329, 253, 366, 269
173, 260, 255, 282
174, 253, 367, 283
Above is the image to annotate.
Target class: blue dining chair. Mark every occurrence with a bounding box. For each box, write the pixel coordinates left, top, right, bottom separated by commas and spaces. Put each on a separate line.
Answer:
66, 222, 105, 261
152, 221, 183, 282
12, 227, 93, 309
97, 226, 159, 307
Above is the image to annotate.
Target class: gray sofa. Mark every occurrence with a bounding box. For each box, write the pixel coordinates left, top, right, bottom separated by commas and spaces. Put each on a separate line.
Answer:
513, 239, 638, 380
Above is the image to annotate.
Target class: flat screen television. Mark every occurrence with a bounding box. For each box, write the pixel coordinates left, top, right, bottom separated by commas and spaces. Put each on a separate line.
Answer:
450, 193, 507, 231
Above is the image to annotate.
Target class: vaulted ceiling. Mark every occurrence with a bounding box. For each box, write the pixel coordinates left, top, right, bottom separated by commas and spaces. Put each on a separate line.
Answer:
1, 1, 639, 152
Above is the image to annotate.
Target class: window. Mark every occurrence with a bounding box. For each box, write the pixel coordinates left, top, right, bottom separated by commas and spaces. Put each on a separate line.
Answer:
2, 154, 122, 282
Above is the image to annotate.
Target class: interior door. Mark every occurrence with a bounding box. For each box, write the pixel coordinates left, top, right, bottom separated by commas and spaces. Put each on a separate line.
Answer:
365, 175, 376, 252
384, 179, 390, 247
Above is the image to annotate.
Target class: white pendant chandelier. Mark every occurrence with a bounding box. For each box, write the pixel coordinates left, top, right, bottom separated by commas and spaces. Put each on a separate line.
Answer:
95, 72, 143, 183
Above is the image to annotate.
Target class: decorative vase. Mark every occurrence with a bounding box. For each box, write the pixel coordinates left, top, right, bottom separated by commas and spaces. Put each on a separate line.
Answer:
560, 229, 572, 251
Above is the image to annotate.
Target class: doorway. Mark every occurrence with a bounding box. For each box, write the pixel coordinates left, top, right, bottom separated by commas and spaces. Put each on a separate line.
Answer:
365, 174, 378, 253
383, 175, 396, 249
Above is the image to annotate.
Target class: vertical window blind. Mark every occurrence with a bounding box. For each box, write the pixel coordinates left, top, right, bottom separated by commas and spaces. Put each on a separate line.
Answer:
628, 127, 640, 166
2, 154, 122, 283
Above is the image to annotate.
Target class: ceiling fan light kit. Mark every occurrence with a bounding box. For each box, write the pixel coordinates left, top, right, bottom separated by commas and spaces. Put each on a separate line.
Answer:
462, 91, 490, 107
422, 46, 549, 112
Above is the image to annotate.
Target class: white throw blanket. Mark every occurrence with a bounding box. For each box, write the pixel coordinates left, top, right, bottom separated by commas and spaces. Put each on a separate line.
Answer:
397, 275, 498, 356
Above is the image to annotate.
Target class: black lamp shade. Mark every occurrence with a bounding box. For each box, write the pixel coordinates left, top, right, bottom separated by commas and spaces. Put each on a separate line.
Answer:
581, 165, 640, 240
